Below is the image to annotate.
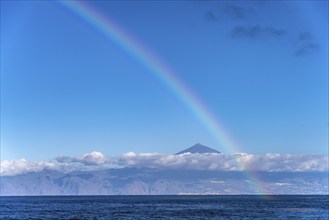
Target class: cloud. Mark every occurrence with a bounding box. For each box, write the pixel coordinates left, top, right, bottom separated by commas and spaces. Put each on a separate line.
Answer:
230, 25, 286, 39
294, 32, 319, 56
202, 3, 255, 23
223, 3, 254, 20
230, 27, 319, 56
56, 151, 111, 166
204, 11, 218, 22
1, 152, 112, 176
1, 151, 328, 176
118, 152, 329, 172
0, 159, 59, 176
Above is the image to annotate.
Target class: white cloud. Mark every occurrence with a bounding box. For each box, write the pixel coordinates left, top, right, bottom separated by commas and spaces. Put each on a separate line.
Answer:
117, 152, 329, 172
1, 152, 112, 176
0, 159, 59, 176
79, 151, 109, 165
56, 151, 111, 166
1, 151, 328, 176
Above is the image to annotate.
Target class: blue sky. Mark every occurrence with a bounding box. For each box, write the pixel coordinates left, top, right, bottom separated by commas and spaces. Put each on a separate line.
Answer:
1, 0, 328, 161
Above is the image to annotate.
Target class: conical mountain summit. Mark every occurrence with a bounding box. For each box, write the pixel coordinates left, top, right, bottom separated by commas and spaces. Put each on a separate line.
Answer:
175, 143, 220, 155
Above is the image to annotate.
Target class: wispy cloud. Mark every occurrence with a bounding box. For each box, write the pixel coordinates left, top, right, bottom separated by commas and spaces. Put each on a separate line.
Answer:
204, 11, 218, 22
1, 151, 328, 176
230, 27, 320, 57
200, 2, 320, 57
294, 32, 319, 56
230, 25, 286, 39
203, 3, 255, 22
223, 3, 255, 20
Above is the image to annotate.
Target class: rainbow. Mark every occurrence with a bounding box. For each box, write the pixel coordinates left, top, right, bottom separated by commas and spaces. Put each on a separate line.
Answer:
59, 0, 270, 196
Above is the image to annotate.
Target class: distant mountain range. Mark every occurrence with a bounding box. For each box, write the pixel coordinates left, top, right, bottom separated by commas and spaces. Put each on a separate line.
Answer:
1, 168, 327, 196
0, 144, 328, 195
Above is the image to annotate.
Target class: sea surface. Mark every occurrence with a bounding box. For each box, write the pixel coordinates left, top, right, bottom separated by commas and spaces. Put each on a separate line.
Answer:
1, 195, 328, 219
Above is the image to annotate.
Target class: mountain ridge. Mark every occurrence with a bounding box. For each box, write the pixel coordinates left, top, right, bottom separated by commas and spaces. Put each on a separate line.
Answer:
1, 168, 327, 195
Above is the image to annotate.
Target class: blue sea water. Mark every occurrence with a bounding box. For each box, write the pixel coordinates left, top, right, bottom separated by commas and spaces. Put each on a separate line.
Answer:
1, 195, 328, 219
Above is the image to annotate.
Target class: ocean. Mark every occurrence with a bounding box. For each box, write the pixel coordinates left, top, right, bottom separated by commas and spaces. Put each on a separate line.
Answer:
1, 195, 328, 219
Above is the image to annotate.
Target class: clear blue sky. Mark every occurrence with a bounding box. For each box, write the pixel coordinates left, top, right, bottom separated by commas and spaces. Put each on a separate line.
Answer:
1, 1, 328, 161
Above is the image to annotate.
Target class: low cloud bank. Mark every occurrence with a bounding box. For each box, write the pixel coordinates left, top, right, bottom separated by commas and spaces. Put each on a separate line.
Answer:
118, 152, 328, 172
1, 151, 328, 176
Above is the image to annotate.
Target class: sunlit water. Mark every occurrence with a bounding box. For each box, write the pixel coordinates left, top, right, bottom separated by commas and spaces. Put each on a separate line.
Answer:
1, 195, 328, 219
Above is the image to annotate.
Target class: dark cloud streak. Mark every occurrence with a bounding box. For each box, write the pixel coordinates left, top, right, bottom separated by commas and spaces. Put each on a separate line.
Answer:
204, 11, 218, 22
224, 3, 253, 20
294, 32, 319, 56
201, 2, 256, 23
230, 25, 286, 39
